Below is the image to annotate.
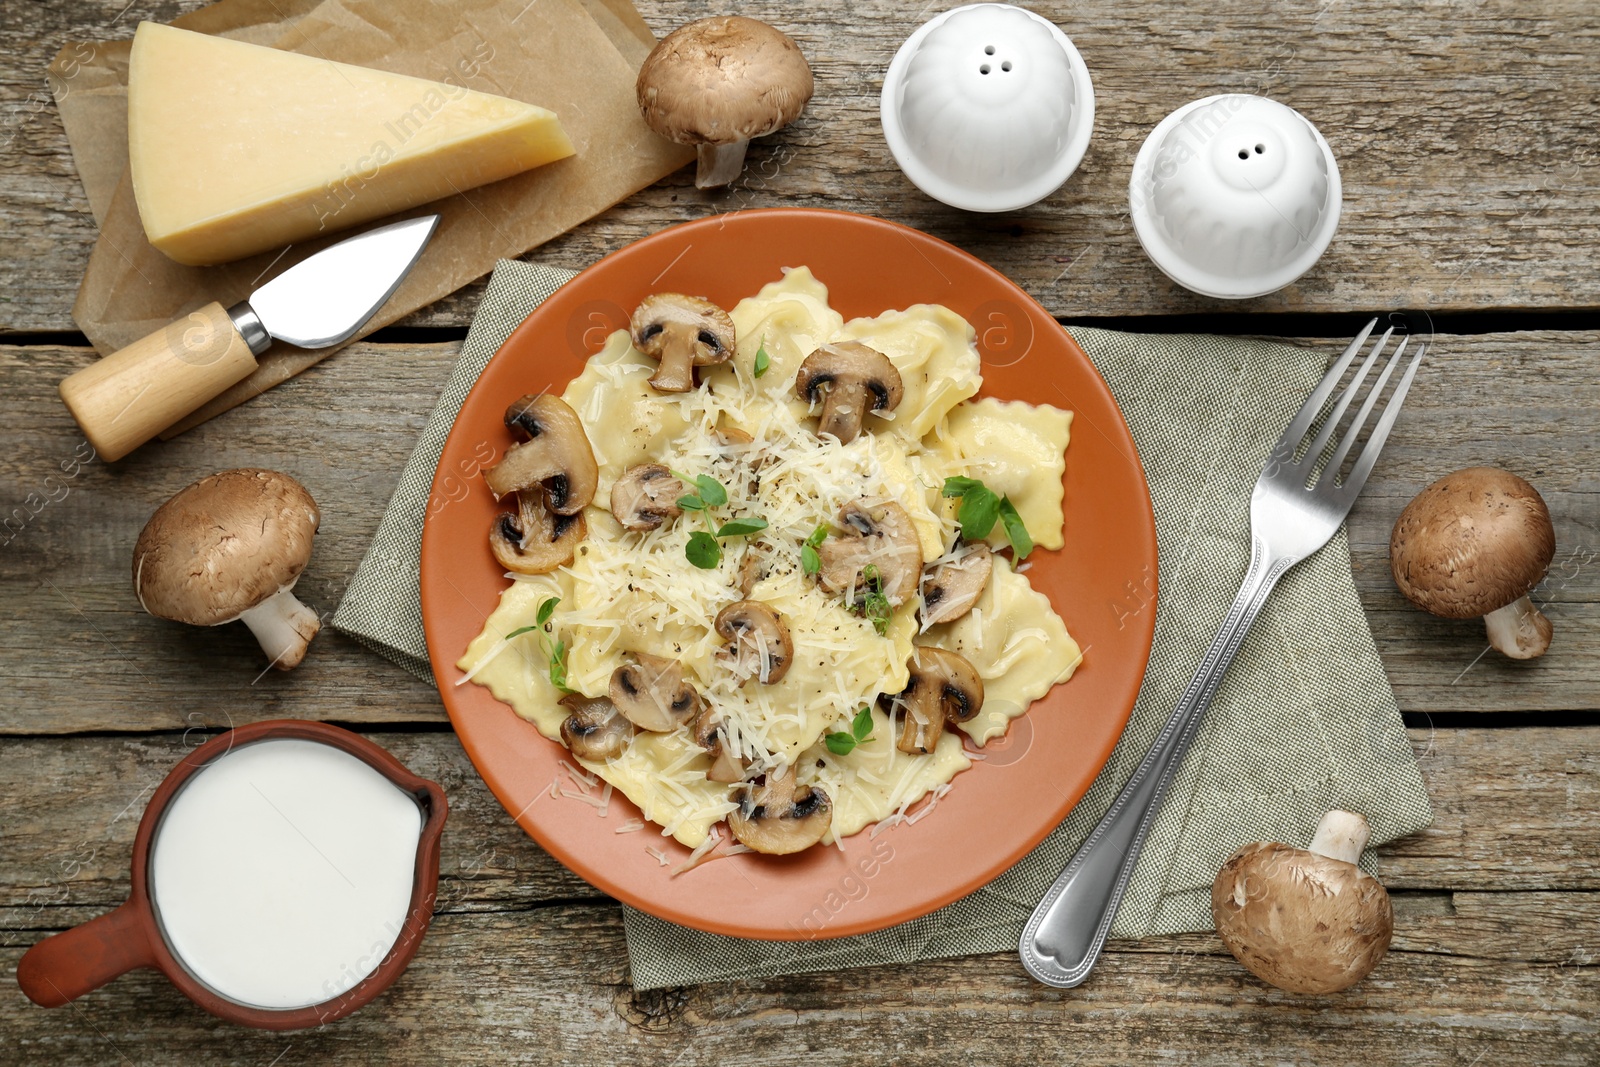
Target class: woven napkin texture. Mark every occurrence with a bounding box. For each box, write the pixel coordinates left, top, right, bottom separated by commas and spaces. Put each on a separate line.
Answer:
332, 259, 1433, 991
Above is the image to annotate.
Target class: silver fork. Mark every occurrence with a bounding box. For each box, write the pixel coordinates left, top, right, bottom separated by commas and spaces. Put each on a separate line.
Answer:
1019, 319, 1425, 988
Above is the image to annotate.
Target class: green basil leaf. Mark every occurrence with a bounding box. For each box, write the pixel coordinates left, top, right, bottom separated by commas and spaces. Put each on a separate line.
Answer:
695, 475, 728, 508
536, 596, 559, 626
549, 639, 572, 693
942, 475, 988, 498
862, 590, 892, 635
998, 496, 1035, 560
824, 732, 857, 756
851, 705, 874, 741
753, 344, 770, 378
677, 494, 706, 511
958, 486, 1001, 538
505, 625, 539, 639
685, 531, 722, 569
801, 543, 820, 576
804, 524, 830, 549
717, 517, 768, 538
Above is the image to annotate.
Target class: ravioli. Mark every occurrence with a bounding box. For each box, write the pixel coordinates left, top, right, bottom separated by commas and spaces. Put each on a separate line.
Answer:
457, 268, 1081, 851
924, 556, 1082, 744
934, 398, 1073, 551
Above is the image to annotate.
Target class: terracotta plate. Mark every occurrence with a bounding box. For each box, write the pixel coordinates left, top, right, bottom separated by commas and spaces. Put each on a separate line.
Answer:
421, 209, 1156, 940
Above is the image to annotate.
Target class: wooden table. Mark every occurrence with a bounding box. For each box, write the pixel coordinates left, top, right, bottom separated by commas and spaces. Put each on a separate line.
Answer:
3, 1, 1597, 1062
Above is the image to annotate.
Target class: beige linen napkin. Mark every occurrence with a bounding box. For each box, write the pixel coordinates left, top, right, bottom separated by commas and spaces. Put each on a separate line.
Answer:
332, 259, 1433, 990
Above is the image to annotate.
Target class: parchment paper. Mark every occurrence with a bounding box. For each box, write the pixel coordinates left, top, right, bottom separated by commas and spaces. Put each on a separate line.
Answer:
49, 0, 690, 437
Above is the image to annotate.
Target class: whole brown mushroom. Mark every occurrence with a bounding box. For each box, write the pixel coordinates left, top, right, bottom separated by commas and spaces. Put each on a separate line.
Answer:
1211, 810, 1393, 994
133, 469, 322, 670
636, 16, 814, 189
1390, 467, 1556, 659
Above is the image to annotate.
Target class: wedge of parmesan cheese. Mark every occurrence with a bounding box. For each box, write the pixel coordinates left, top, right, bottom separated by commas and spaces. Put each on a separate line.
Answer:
128, 22, 575, 265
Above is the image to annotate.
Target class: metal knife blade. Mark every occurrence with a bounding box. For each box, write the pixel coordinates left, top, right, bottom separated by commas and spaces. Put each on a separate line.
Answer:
244, 214, 439, 350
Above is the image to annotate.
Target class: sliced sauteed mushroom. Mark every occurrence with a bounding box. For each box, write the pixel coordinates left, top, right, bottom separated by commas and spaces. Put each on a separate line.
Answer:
692, 704, 749, 783
817, 500, 923, 607
489, 491, 587, 574
715, 424, 762, 493
484, 394, 599, 511
558, 694, 635, 762
727, 764, 832, 855
608, 652, 702, 732
630, 293, 736, 392
736, 542, 772, 597
794, 341, 904, 444
714, 600, 793, 684
610, 463, 685, 531
888, 646, 984, 755
920, 542, 993, 626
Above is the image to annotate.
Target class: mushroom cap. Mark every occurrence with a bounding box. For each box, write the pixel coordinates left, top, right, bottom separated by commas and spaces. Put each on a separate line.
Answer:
630, 293, 737, 392
727, 765, 832, 855
1211, 840, 1393, 994
817, 500, 924, 607
559, 694, 635, 762
489, 491, 586, 575
920, 542, 992, 626
1390, 467, 1554, 619
134, 469, 319, 626
714, 599, 794, 684
484, 394, 599, 511
891, 645, 985, 754
608, 653, 702, 732
795, 342, 904, 444
610, 464, 685, 531
636, 17, 813, 148
692, 704, 749, 783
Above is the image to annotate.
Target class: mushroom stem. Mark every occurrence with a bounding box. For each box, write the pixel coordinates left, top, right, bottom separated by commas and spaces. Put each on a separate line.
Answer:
1483, 595, 1553, 660
238, 588, 321, 671
1306, 809, 1371, 865
696, 141, 750, 188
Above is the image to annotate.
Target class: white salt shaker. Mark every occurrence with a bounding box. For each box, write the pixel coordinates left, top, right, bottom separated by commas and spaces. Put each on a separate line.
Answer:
881, 3, 1095, 212
1129, 94, 1343, 299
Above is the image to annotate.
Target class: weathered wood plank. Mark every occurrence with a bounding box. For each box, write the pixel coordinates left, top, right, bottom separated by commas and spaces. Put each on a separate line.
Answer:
3, 725, 1597, 937
2, 901, 1595, 1066
3, 0, 1600, 334
2, 330, 1593, 734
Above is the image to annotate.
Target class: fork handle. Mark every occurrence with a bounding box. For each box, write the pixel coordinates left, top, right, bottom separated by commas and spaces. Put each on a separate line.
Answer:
1019, 535, 1295, 988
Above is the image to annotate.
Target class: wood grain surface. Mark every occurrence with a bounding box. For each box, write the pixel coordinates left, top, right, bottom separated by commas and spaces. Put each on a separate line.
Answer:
3, 0, 1598, 1062
2, 330, 1594, 735
2, 727, 1596, 1064
3, 0, 1599, 336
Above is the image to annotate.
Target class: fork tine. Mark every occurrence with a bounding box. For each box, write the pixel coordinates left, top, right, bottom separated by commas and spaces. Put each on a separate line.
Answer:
1323, 335, 1410, 484
1300, 328, 1391, 477
1338, 342, 1426, 502
1272, 318, 1379, 457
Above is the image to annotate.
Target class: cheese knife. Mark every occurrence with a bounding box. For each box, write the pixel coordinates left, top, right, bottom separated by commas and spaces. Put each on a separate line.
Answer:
59, 214, 440, 462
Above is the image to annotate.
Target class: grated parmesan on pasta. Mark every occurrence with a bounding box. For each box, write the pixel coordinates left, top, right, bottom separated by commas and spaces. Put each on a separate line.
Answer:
457, 267, 1082, 850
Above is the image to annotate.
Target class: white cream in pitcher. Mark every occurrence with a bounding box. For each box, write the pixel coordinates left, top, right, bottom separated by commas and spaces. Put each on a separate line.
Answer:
148, 738, 423, 1010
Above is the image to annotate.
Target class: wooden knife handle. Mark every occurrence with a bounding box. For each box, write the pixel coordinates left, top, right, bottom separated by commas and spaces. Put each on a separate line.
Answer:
58, 300, 259, 462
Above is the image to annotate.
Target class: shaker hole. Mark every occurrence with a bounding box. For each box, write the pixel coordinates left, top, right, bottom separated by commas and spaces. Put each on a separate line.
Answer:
1238, 149, 1249, 159
1255, 143, 1266, 154
980, 64, 991, 74
1001, 60, 1013, 71
984, 45, 995, 54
